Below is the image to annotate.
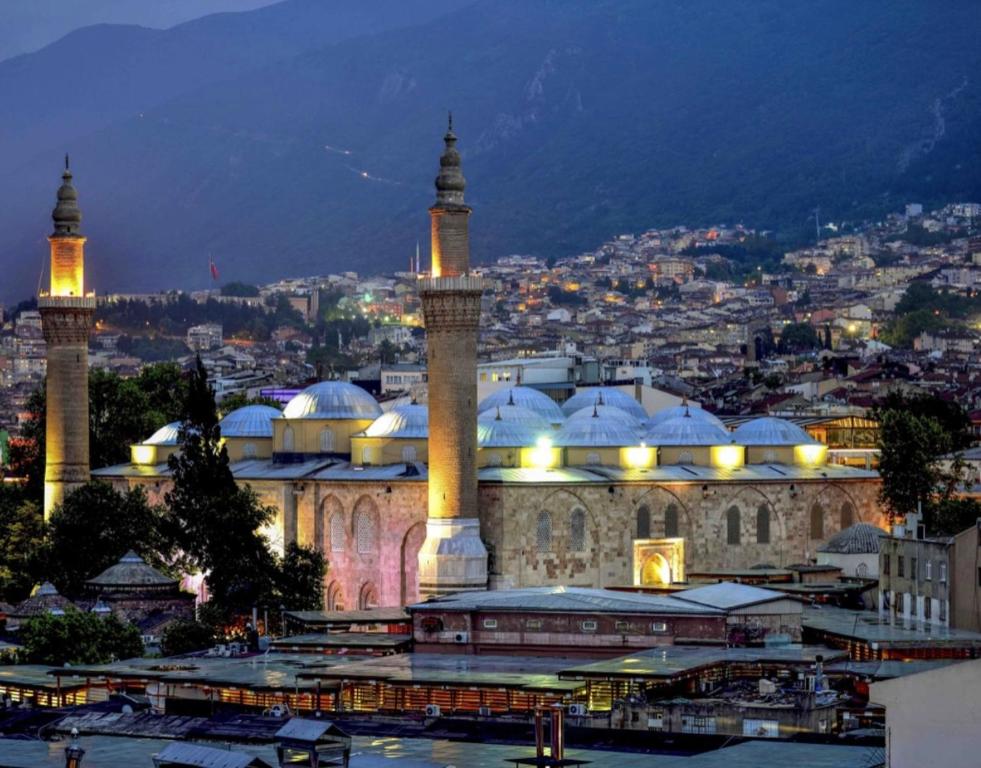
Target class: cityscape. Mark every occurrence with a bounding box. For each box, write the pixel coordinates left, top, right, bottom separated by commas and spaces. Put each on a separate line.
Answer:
1, 3, 981, 768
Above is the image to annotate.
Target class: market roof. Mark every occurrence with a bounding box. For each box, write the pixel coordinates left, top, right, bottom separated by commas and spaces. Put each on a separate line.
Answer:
153, 742, 270, 768
281, 381, 382, 420
817, 523, 886, 554
275, 718, 348, 743
730, 416, 820, 446
561, 387, 648, 422
804, 605, 981, 649
478, 386, 565, 425
86, 550, 175, 589
408, 586, 723, 615
363, 403, 428, 439
675, 582, 794, 610
219, 405, 281, 438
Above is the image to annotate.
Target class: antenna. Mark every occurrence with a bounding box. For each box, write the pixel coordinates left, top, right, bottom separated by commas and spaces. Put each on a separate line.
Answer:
812, 207, 821, 243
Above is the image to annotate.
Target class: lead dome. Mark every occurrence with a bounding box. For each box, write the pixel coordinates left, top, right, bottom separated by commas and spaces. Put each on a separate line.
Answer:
144, 422, 182, 446
364, 404, 429, 439
555, 409, 643, 447
478, 386, 565, 426
646, 414, 731, 446
219, 405, 281, 438
731, 417, 818, 446
648, 404, 725, 430
282, 381, 383, 420
560, 388, 648, 423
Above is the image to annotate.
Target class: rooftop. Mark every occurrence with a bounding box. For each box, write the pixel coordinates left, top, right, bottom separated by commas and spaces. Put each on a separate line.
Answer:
803, 605, 981, 648
817, 523, 886, 554
675, 582, 796, 610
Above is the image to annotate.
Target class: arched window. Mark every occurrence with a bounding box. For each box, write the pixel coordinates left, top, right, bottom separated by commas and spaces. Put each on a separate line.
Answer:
810, 504, 824, 540
570, 508, 586, 552
355, 508, 377, 554
756, 505, 770, 544
487, 452, 503, 467
585, 452, 601, 466
763, 449, 777, 464
243, 442, 257, 459
636, 505, 651, 539
665, 504, 679, 538
326, 581, 344, 611
361, 447, 372, 465
536, 511, 552, 553
358, 582, 378, 609
678, 450, 694, 465
401, 445, 417, 463
855, 562, 869, 578
329, 513, 346, 552
726, 506, 741, 545
840, 502, 855, 530
319, 427, 335, 453
282, 425, 295, 452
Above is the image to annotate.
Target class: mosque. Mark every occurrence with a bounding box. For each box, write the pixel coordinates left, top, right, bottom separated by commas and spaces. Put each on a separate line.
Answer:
45, 125, 886, 611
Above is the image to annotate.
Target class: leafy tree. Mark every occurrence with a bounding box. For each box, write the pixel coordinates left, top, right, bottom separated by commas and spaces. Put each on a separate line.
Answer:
874, 392, 972, 451
275, 543, 325, 611
218, 392, 282, 417
165, 358, 279, 612
378, 338, 398, 365
45, 482, 174, 598
20, 608, 143, 665
0, 486, 45, 603
161, 620, 216, 656
879, 308, 946, 348
778, 322, 820, 353
931, 497, 981, 537
221, 281, 260, 297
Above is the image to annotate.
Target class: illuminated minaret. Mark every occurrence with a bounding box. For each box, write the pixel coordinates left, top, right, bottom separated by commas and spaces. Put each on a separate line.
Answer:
417, 116, 488, 597
39, 157, 95, 519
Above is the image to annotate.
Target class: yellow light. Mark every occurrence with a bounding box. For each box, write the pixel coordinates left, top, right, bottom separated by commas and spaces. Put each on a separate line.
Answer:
49, 237, 85, 297
623, 444, 656, 469
527, 437, 559, 470
130, 444, 157, 465
711, 444, 744, 469
795, 443, 828, 467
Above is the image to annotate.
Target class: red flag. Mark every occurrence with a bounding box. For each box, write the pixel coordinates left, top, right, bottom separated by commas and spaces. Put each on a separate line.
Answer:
209, 257, 220, 281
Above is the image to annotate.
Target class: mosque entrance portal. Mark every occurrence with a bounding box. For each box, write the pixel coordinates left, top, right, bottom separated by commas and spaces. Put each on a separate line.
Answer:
633, 538, 685, 586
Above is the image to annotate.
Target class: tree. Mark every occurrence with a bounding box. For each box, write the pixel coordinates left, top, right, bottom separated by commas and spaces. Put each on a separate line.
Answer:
275, 543, 326, 611
778, 322, 820, 353
221, 281, 260, 297
161, 620, 216, 656
875, 392, 972, 451
218, 392, 282, 417
165, 358, 280, 612
45, 482, 173, 598
0, 486, 45, 603
19, 608, 143, 665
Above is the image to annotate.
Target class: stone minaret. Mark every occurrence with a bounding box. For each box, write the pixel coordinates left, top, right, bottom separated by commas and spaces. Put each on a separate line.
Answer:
39, 158, 95, 519
417, 116, 488, 597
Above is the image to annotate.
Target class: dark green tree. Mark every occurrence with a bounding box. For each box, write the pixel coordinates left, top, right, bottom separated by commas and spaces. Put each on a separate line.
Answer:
19, 608, 143, 665
778, 322, 820, 353
217, 392, 282, 417
0, 486, 45, 603
275, 543, 326, 611
161, 620, 216, 656
45, 482, 173, 598
874, 392, 972, 451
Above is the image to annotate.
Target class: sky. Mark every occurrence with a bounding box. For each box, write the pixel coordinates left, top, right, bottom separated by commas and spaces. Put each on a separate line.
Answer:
0, 0, 280, 61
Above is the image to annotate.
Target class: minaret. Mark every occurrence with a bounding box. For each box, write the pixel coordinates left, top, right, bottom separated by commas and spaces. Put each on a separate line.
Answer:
417, 116, 488, 597
39, 157, 95, 519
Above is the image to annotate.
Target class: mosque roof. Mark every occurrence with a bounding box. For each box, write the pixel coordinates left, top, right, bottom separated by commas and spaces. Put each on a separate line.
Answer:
477, 411, 544, 448
731, 416, 819, 446
648, 404, 726, 430
11, 582, 72, 617
567, 404, 642, 429
363, 404, 429, 439
554, 408, 642, 447
219, 405, 281, 438
817, 523, 887, 554
561, 388, 648, 422
478, 404, 550, 433
478, 386, 565, 425
86, 551, 175, 589
282, 381, 382, 420
646, 414, 732, 446
143, 421, 182, 446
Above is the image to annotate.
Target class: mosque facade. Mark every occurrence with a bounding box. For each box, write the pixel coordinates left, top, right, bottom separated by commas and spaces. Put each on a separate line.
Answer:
89, 127, 886, 609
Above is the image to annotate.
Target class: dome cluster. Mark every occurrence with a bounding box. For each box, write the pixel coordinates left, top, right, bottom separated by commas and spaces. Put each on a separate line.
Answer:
282, 381, 383, 420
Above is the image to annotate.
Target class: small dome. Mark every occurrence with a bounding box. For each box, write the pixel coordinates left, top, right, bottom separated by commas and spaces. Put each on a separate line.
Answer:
144, 422, 182, 446
731, 417, 818, 446
86, 550, 174, 589
647, 414, 731, 446
648, 405, 726, 430
282, 381, 382, 420
561, 388, 648, 422
555, 409, 642, 447
478, 415, 544, 448
478, 387, 565, 425
567, 404, 642, 429
364, 404, 429, 439
478, 404, 550, 433
817, 523, 886, 554
219, 405, 281, 438
33, 582, 60, 598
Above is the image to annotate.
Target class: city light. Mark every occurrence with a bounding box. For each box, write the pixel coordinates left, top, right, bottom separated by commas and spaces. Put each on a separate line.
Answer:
794, 443, 828, 467
711, 444, 744, 469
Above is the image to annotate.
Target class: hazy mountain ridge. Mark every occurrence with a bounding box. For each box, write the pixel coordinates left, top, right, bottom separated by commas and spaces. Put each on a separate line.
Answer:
1, 0, 979, 301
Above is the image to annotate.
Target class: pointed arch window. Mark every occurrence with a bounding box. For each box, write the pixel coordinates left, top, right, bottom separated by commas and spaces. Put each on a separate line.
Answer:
401, 445, 417, 463
636, 505, 651, 539
536, 511, 552, 553
282, 425, 295, 452
727, 506, 741, 546
355, 509, 377, 554
329, 513, 346, 552
756, 505, 770, 544
840, 502, 855, 530
319, 427, 335, 453
570, 508, 586, 552
665, 504, 679, 538
810, 504, 825, 540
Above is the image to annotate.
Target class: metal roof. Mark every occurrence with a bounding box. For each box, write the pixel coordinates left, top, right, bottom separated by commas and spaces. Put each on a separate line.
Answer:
478, 386, 566, 425
478, 403, 550, 432
561, 387, 648, 422
144, 421, 182, 446
730, 416, 820, 446
675, 582, 794, 610
408, 586, 723, 615
86, 550, 174, 588
219, 405, 281, 438
566, 403, 643, 429
554, 410, 643, 447
363, 404, 428, 438
647, 404, 726, 430
154, 742, 269, 768
281, 381, 382, 420
645, 414, 732, 446
274, 718, 347, 743
817, 523, 887, 554
477, 416, 542, 448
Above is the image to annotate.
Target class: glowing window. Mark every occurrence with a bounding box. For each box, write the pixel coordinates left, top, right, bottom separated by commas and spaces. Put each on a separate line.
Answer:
536, 511, 552, 553
726, 506, 741, 545
665, 504, 679, 538
756, 505, 770, 544
570, 508, 586, 552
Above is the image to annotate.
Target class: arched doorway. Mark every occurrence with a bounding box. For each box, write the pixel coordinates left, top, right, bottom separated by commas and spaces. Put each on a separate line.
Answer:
400, 522, 426, 605
641, 553, 671, 586
358, 582, 379, 609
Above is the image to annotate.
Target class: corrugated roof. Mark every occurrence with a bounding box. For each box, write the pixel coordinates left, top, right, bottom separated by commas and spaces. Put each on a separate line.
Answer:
646, 414, 732, 446
731, 417, 819, 446
275, 718, 347, 742
154, 741, 269, 768
675, 582, 793, 610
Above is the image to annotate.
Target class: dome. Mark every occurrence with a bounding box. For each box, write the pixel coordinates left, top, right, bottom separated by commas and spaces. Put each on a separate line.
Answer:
219, 405, 281, 438
817, 523, 886, 554
648, 404, 726, 430
478, 414, 544, 448
86, 550, 174, 589
567, 404, 642, 429
731, 417, 818, 446
561, 388, 648, 422
647, 414, 731, 446
282, 381, 383, 420
479, 404, 550, 433
364, 404, 429, 439
144, 422, 182, 446
554, 409, 643, 447
478, 387, 565, 425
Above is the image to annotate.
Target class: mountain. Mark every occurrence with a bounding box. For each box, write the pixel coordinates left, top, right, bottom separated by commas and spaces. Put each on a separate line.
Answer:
1, 0, 980, 301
